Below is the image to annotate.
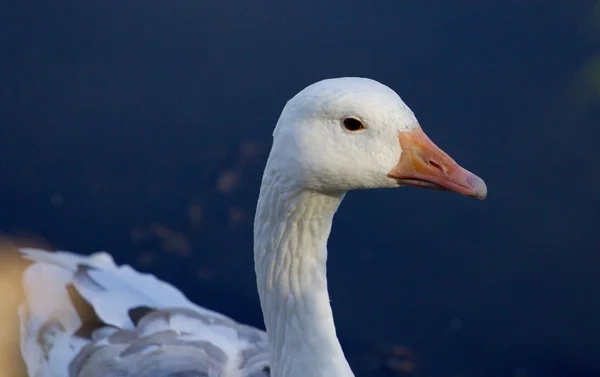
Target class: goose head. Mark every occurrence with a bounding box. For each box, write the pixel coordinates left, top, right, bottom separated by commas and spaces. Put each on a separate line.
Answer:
268, 77, 487, 199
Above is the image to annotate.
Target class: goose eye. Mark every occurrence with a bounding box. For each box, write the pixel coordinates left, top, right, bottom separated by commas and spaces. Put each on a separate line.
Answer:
342, 117, 366, 132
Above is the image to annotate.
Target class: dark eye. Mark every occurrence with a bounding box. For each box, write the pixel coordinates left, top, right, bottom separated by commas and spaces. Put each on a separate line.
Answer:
342, 117, 366, 132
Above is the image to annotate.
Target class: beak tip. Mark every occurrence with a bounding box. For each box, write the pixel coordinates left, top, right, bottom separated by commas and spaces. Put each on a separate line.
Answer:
468, 174, 487, 200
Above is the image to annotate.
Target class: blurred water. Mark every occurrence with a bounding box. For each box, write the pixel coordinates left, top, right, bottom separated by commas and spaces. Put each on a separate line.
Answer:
1, 1, 599, 376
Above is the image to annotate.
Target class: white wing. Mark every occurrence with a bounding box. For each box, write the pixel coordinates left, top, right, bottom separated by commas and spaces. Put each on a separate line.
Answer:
19, 248, 270, 377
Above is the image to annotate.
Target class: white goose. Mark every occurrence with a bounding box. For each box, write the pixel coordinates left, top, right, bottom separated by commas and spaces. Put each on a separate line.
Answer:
19, 77, 487, 377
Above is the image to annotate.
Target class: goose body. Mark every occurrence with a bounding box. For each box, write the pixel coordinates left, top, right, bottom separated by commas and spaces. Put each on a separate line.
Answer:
19, 77, 486, 377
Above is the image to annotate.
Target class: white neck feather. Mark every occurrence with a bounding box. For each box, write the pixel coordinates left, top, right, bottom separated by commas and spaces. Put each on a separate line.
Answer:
254, 167, 354, 377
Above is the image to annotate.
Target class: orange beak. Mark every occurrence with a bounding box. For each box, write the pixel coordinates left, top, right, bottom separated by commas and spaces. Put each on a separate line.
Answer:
388, 126, 487, 199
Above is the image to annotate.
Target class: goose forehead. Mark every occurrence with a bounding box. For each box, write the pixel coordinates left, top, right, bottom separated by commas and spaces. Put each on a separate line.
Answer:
294, 78, 419, 130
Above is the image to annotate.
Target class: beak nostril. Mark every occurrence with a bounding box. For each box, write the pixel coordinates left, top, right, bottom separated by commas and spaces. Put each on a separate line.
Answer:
428, 160, 449, 175
428, 160, 441, 169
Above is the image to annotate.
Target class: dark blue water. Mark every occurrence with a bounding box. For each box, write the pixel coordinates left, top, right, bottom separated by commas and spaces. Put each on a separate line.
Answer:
2, 1, 599, 376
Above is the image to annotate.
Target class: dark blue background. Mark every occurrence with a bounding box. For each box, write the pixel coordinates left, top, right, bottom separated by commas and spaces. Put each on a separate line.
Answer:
2, 1, 599, 376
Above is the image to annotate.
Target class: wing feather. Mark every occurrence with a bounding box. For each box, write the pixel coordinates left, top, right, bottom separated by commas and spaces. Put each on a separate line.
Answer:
19, 248, 270, 377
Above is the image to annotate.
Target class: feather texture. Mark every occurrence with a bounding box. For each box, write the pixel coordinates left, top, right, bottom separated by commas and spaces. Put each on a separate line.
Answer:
19, 248, 270, 377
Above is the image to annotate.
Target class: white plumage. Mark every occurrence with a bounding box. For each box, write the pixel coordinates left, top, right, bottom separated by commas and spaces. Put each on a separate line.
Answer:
19, 248, 269, 377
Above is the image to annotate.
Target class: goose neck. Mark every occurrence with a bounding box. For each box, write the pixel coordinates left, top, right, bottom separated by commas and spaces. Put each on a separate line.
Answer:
253, 171, 353, 377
